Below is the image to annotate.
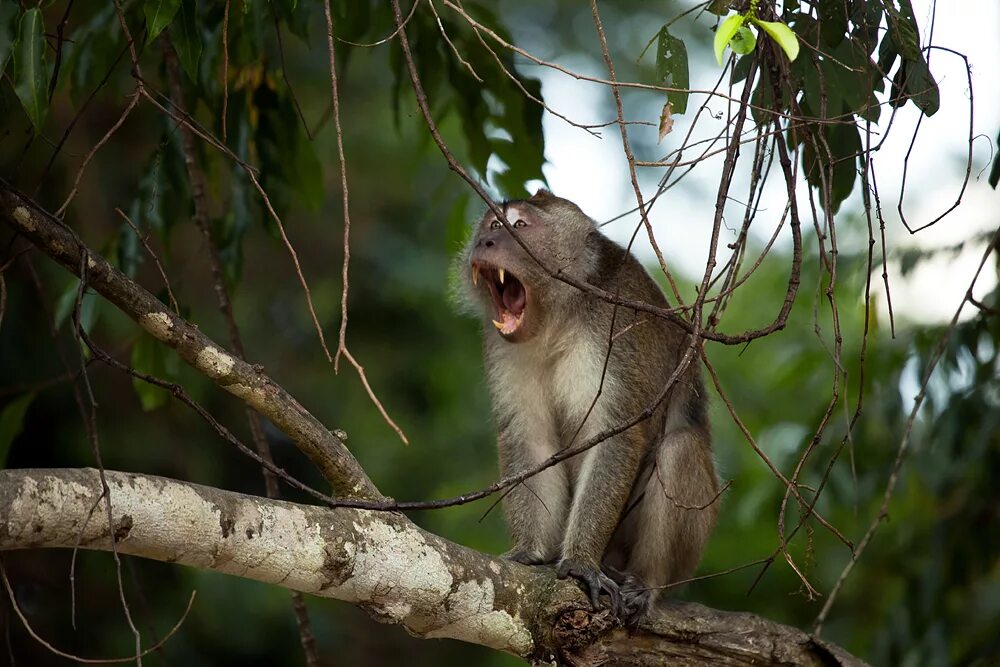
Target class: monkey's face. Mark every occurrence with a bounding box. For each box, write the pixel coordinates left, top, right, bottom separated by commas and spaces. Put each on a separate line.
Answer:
467, 193, 592, 343
468, 204, 537, 342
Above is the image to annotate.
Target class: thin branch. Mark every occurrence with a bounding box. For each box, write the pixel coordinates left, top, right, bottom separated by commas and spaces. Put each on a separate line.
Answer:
1, 561, 196, 665
814, 221, 1000, 632
115, 208, 179, 314
221, 0, 230, 142
55, 89, 141, 218
1, 183, 382, 502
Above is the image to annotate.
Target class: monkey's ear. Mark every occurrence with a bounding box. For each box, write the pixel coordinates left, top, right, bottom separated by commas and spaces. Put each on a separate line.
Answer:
529, 188, 556, 203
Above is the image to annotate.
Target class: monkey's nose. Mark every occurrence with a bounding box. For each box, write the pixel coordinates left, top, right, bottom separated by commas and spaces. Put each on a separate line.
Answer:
479, 239, 495, 248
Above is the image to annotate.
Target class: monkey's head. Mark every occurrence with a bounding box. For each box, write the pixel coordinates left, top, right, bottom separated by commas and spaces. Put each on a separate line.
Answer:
464, 189, 596, 343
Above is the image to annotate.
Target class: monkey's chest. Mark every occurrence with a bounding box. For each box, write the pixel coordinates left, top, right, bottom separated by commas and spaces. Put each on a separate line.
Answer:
494, 336, 617, 474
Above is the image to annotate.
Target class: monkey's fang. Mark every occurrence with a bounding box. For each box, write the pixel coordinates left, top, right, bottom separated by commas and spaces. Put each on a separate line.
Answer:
492, 311, 523, 335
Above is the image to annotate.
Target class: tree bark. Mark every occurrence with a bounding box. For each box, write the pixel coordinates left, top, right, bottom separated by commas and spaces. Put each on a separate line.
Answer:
0, 468, 865, 666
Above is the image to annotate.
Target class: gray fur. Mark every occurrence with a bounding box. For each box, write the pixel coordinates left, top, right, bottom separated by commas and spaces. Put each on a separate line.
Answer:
460, 191, 719, 620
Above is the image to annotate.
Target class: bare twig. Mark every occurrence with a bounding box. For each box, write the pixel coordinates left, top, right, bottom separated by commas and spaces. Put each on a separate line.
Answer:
2, 561, 195, 665
115, 208, 179, 314
815, 222, 1000, 632
221, 0, 231, 142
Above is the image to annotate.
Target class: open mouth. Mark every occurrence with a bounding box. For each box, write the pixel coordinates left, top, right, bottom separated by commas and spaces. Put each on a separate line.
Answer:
472, 263, 527, 336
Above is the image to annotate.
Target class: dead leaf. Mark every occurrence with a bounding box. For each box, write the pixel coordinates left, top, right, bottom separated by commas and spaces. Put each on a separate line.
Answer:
658, 100, 674, 143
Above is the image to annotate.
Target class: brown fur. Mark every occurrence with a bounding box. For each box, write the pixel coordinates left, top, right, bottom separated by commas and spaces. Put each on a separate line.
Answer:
459, 191, 719, 620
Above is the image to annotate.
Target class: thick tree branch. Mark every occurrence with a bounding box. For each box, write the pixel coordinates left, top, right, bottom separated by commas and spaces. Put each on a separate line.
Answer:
0, 182, 379, 501
0, 468, 865, 666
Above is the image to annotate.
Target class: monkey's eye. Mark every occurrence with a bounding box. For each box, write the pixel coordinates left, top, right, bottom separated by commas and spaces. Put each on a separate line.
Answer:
490, 220, 502, 230
513, 219, 527, 228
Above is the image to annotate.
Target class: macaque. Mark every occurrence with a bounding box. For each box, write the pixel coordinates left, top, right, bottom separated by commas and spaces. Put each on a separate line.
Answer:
459, 189, 719, 621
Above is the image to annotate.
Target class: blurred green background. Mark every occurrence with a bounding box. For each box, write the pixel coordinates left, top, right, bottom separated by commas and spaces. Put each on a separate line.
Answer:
1, 1, 997, 665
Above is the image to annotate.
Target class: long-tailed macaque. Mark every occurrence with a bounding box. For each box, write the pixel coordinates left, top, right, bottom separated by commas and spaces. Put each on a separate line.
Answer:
459, 189, 719, 621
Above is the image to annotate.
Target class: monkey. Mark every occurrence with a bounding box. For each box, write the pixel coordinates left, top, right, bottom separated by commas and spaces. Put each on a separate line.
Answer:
458, 189, 719, 622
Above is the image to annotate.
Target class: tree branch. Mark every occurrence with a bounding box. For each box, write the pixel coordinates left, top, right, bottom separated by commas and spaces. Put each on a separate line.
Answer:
0, 468, 866, 666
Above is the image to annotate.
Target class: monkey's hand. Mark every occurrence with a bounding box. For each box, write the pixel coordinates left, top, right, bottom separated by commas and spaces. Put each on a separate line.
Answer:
502, 548, 554, 566
556, 559, 621, 615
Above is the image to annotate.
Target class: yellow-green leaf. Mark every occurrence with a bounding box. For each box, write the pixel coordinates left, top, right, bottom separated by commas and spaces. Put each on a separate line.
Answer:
714, 14, 744, 66
730, 26, 757, 56
755, 20, 800, 62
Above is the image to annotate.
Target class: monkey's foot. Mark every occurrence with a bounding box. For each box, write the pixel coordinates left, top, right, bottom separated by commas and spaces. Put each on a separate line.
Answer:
619, 578, 655, 627
556, 559, 622, 615
595, 566, 654, 625
502, 548, 553, 566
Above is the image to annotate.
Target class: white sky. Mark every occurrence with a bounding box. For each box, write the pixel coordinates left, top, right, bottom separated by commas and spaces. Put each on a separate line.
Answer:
521, 1, 999, 325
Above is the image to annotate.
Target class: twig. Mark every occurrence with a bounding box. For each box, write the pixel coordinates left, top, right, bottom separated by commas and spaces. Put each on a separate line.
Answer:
1, 561, 195, 665
115, 208, 179, 314
336, 0, 421, 48
55, 89, 141, 218
72, 253, 145, 664
221, 0, 230, 142
323, 0, 353, 375
814, 221, 1000, 632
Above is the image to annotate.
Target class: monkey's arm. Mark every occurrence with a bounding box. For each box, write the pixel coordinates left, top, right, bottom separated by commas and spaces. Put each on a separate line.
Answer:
558, 429, 646, 609
497, 421, 571, 565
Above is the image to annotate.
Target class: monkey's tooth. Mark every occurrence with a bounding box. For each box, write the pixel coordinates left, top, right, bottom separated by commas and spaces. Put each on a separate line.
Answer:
499, 268, 505, 284
492, 319, 505, 330
472, 265, 479, 286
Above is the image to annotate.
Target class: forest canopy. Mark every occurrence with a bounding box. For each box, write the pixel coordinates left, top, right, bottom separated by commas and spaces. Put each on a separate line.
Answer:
0, 1, 998, 665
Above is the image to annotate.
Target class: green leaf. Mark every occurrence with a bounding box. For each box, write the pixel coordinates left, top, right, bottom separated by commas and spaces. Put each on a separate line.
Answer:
850, 0, 883, 51
800, 116, 861, 214
61, 5, 123, 106
730, 26, 757, 56
818, 0, 848, 48
0, 2, 17, 75
0, 393, 35, 467
877, 30, 898, 75
171, 0, 201, 81
144, 0, 181, 42
706, 0, 733, 16
883, 0, 920, 61
890, 56, 939, 117
903, 57, 939, 117
881, 0, 938, 118
754, 20, 800, 62
12, 8, 49, 131
273, 0, 311, 42
714, 14, 744, 66
750, 66, 775, 126
130, 333, 175, 411
655, 26, 689, 114
255, 79, 325, 216
54, 278, 100, 333
730, 54, 753, 84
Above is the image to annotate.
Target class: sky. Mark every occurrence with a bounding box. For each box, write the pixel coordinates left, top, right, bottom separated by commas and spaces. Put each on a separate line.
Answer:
516, 1, 999, 325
